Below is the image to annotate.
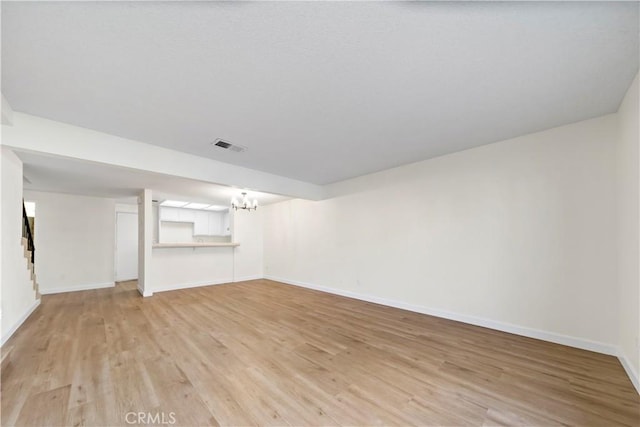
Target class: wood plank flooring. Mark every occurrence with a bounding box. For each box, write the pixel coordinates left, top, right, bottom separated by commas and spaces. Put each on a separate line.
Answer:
1, 279, 638, 426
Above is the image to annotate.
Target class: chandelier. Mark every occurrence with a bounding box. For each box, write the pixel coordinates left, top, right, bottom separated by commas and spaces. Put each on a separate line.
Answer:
231, 192, 258, 211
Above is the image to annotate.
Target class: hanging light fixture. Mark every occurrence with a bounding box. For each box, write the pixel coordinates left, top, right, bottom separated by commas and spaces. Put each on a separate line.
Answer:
231, 192, 258, 211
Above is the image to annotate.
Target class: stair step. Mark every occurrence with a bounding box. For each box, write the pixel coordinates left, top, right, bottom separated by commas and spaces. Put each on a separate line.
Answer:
1, 346, 14, 371
19, 237, 38, 299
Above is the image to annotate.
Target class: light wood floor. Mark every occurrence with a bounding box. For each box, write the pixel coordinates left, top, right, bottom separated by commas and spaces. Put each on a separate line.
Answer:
1, 280, 638, 426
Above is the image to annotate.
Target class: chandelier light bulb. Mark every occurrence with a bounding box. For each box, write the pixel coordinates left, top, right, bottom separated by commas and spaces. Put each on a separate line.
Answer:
230, 192, 258, 212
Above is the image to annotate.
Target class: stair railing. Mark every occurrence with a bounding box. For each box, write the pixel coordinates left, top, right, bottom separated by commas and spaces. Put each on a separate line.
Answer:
22, 202, 35, 264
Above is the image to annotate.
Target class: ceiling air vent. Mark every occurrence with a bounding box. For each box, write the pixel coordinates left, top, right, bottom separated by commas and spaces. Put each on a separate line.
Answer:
212, 139, 246, 153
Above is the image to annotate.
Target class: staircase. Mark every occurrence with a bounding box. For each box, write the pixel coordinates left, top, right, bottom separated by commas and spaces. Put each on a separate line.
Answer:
21, 237, 40, 298
21, 202, 40, 298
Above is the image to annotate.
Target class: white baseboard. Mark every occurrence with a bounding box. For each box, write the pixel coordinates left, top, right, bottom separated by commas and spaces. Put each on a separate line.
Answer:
137, 285, 153, 298
1, 299, 40, 346
40, 281, 115, 295
116, 276, 138, 282
152, 278, 234, 294
151, 275, 263, 295
233, 275, 263, 283
264, 275, 618, 357
617, 348, 640, 394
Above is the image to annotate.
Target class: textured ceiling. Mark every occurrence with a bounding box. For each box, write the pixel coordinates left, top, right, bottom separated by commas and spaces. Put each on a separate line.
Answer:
2, 1, 638, 184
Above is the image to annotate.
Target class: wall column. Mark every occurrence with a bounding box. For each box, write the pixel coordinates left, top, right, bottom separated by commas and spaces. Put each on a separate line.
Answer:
137, 189, 153, 297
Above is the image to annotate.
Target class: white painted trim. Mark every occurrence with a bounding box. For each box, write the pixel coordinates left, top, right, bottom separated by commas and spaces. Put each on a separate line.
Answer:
39, 282, 115, 295
152, 278, 234, 294
150, 275, 262, 295
137, 285, 153, 298
1, 299, 40, 346
233, 275, 263, 283
264, 275, 618, 356
617, 347, 640, 394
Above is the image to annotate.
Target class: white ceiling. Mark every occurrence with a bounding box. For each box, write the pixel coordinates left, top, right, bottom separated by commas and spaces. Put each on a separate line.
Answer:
18, 151, 287, 206
2, 1, 638, 185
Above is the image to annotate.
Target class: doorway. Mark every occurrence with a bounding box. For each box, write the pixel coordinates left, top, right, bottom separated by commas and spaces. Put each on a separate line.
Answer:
115, 212, 138, 282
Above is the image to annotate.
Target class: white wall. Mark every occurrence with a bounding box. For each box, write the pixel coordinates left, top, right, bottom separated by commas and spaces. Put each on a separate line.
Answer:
616, 73, 640, 389
1, 148, 39, 344
233, 209, 264, 281
151, 247, 234, 292
264, 113, 619, 352
24, 190, 116, 294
